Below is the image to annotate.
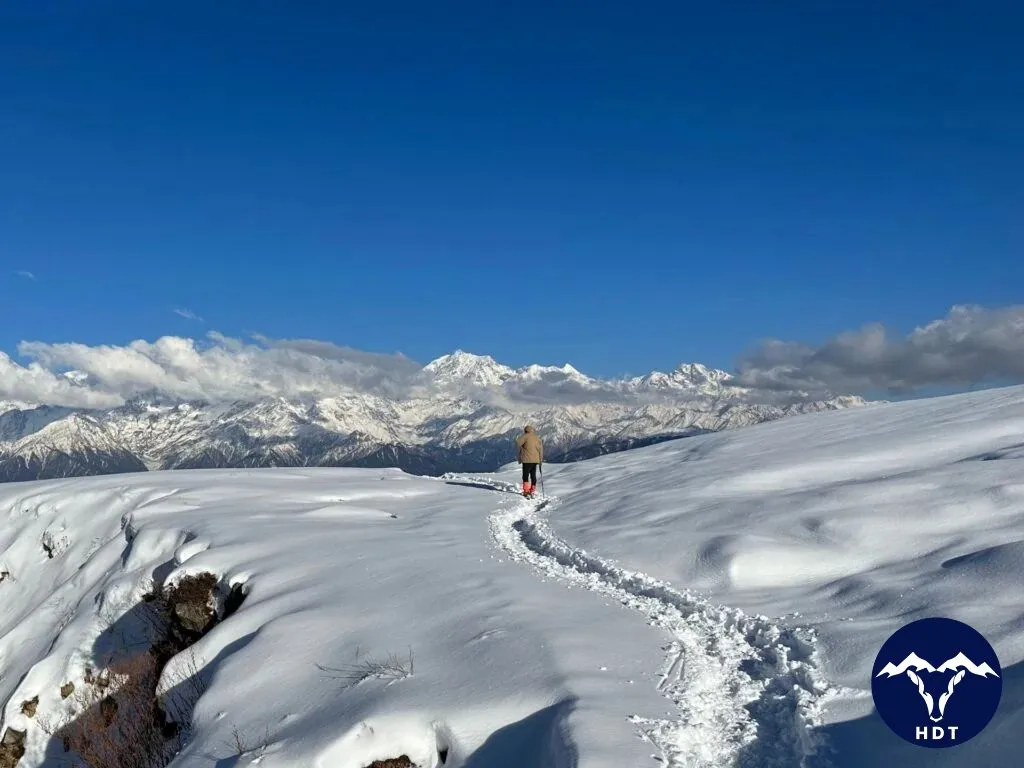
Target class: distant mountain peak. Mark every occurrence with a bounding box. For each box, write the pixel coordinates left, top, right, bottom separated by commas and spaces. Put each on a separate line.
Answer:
675, 362, 732, 381
519, 362, 592, 380
424, 350, 516, 388
629, 361, 736, 395
61, 370, 91, 386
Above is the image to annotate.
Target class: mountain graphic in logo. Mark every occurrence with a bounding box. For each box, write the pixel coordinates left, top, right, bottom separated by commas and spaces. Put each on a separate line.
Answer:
875, 652, 938, 676
876, 651, 1000, 723
936, 652, 999, 677
871, 617, 1002, 748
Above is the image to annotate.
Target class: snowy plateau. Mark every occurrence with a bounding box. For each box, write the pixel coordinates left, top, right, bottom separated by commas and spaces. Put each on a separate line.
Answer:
1, 382, 1023, 768
0, 352, 866, 484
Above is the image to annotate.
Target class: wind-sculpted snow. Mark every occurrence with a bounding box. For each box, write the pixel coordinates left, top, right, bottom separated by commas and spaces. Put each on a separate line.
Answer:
0, 470, 680, 768
2, 384, 1024, 767
486, 489, 841, 767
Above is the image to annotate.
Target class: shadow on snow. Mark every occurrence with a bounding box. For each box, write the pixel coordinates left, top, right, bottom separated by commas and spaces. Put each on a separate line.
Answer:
802, 659, 1024, 768
463, 697, 579, 768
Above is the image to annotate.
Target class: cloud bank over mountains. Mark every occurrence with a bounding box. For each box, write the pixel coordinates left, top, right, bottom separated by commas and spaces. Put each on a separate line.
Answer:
4, 334, 724, 409
9, 334, 424, 408
2, 305, 1022, 409
735, 304, 1024, 395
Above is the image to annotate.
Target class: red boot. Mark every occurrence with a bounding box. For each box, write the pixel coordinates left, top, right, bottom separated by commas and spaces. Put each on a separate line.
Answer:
522, 482, 534, 497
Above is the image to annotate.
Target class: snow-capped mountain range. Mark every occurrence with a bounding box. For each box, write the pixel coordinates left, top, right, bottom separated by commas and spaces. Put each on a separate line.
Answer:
0, 351, 870, 482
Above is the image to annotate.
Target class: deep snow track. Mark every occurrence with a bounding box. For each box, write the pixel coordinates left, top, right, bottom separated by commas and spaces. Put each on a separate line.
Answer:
481, 483, 840, 768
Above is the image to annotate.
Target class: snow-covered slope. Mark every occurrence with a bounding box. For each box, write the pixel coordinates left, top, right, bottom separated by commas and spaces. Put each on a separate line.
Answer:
0, 352, 869, 482
0, 469, 691, 768
0, 384, 1021, 767
525, 383, 1024, 766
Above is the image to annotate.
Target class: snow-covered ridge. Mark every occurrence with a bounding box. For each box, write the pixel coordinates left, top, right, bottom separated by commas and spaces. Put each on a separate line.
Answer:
424, 351, 754, 398
0, 350, 871, 482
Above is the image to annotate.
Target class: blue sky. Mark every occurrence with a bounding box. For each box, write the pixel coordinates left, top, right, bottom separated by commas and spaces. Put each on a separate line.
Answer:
1, 1, 1021, 378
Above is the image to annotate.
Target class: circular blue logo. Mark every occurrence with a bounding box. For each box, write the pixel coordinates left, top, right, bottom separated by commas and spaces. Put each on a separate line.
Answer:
871, 617, 1002, 747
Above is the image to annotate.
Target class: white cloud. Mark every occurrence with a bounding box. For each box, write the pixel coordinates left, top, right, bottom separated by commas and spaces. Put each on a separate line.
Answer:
173, 308, 203, 321
734, 304, 1024, 395
13, 334, 424, 406
255, 336, 422, 392
0, 352, 122, 409
4, 305, 1023, 410
15, 270, 36, 281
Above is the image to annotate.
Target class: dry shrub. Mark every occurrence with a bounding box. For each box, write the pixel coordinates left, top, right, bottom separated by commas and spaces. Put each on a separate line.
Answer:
43, 654, 166, 768
33, 572, 230, 768
42, 651, 204, 768
225, 724, 274, 760
316, 648, 415, 688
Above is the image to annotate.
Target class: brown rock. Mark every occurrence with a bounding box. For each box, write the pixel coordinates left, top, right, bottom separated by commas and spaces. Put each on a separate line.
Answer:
165, 572, 218, 638
19, 698, 38, 718
173, 600, 214, 635
60, 682, 75, 699
366, 757, 415, 768
0, 728, 26, 768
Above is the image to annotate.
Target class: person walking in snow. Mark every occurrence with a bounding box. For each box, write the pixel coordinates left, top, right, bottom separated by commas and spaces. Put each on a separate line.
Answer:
516, 425, 543, 497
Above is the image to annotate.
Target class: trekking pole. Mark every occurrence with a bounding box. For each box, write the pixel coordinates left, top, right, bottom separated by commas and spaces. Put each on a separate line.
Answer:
539, 463, 545, 498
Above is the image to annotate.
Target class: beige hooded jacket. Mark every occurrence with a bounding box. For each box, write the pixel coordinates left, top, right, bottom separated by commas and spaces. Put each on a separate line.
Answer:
515, 425, 544, 464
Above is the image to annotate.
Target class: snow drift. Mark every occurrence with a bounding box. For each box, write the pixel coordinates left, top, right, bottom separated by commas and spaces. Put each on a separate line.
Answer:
1, 384, 1023, 767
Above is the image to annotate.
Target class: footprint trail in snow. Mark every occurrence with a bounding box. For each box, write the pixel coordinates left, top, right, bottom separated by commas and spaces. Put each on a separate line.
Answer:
480, 481, 841, 768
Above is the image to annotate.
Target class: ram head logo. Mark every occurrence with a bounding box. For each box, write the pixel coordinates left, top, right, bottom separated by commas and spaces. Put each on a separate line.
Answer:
876, 652, 1000, 722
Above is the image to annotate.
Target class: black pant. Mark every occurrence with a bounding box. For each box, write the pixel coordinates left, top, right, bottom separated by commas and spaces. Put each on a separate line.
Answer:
522, 463, 538, 486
